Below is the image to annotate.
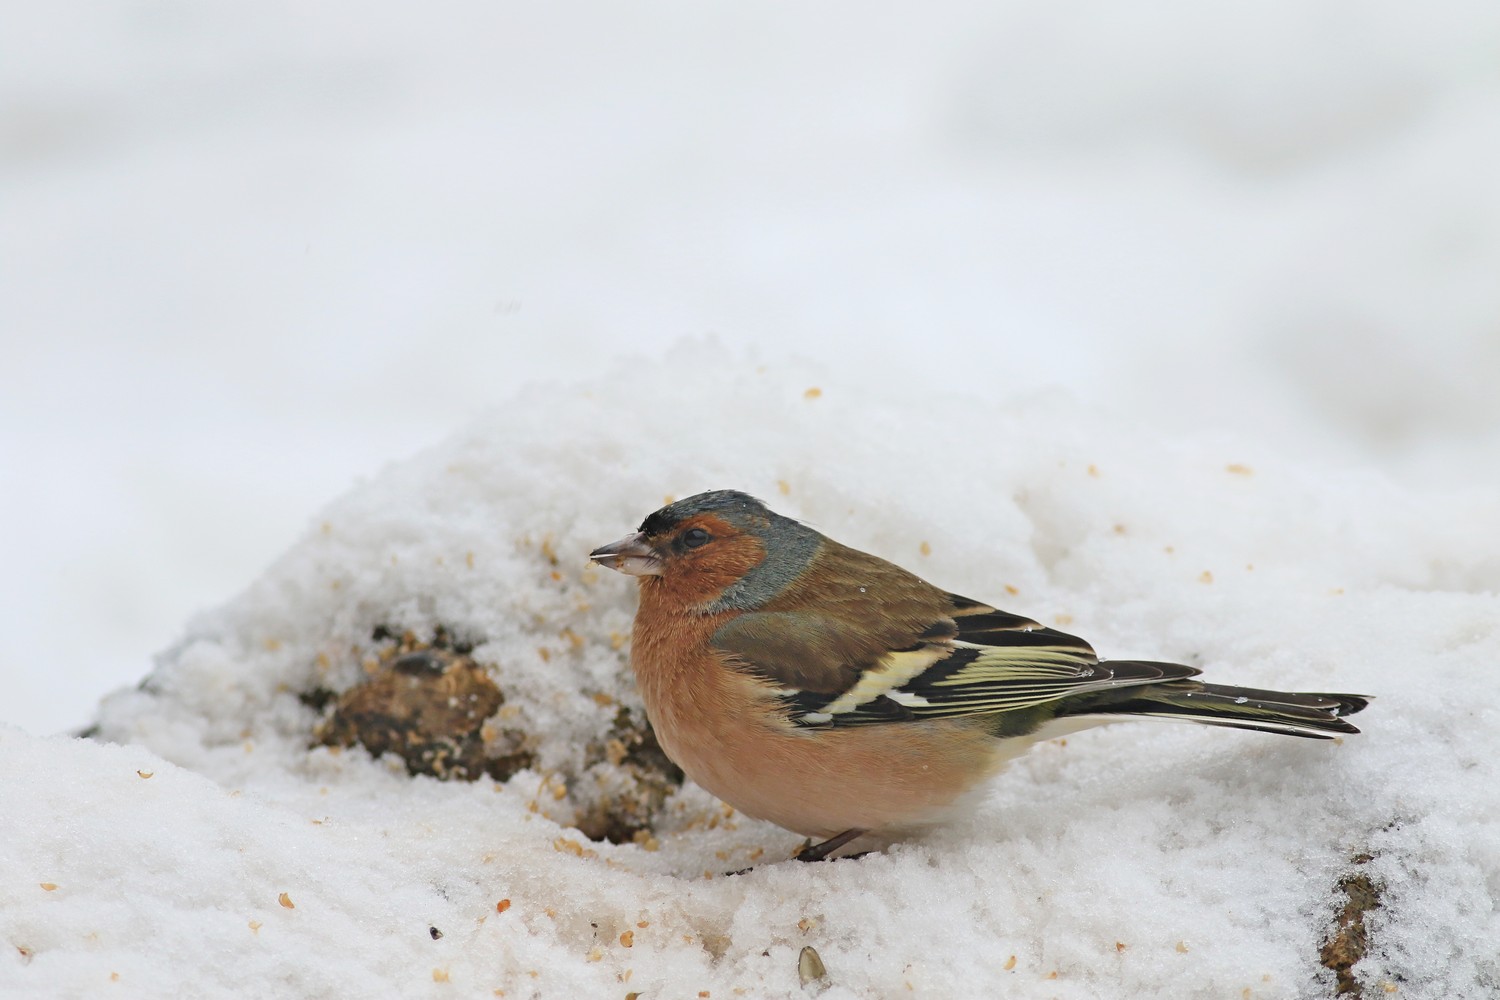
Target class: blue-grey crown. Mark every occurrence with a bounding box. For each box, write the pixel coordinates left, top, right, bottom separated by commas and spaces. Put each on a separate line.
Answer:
638, 490, 772, 536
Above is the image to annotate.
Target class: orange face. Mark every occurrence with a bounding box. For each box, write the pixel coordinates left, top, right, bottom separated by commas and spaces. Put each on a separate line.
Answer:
590, 512, 769, 608
639, 514, 768, 607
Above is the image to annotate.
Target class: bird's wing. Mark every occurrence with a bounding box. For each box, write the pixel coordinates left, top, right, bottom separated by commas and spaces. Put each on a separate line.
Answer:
711, 594, 1199, 728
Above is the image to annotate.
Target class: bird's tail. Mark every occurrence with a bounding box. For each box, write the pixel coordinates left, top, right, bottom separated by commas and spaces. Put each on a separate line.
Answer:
1065, 666, 1370, 740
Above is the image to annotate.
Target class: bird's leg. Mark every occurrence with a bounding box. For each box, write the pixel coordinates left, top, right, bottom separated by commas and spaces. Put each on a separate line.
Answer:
723, 828, 871, 874
793, 828, 867, 862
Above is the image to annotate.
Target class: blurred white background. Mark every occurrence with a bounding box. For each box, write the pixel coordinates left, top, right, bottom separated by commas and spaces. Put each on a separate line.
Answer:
4, 2, 1498, 735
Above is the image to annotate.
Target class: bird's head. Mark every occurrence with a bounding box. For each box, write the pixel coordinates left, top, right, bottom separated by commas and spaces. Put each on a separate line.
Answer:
589, 490, 820, 611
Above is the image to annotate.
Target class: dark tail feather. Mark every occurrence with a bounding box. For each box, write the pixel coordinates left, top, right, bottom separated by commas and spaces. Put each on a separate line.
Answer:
1069, 670, 1370, 740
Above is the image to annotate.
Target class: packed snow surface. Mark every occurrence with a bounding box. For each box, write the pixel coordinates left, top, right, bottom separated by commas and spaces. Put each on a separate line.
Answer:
4, 356, 1497, 998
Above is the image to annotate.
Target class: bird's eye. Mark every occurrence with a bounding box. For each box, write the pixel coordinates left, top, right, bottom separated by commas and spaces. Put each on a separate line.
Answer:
683, 528, 711, 548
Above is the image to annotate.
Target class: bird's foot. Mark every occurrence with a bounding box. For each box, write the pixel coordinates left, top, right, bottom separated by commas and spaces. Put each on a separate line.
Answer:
723, 829, 870, 874
793, 828, 867, 863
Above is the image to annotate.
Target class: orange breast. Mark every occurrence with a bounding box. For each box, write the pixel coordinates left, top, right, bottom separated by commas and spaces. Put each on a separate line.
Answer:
629, 586, 1007, 838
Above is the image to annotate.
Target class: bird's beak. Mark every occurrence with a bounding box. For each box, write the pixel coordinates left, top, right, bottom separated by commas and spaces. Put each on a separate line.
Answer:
589, 531, 664, 577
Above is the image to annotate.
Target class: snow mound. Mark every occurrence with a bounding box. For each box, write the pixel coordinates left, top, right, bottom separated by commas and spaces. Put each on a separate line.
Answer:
4, 350, 1496, 998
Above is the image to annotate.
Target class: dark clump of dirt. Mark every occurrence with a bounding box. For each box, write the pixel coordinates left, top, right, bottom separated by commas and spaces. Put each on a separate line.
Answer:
1320, 853, 1383, 996
574, 706, 686, 845
307, 625, 684, 845
312, 629, 534, 782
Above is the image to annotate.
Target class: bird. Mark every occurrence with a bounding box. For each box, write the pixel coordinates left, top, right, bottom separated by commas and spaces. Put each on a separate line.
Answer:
589, 490, 1369, 862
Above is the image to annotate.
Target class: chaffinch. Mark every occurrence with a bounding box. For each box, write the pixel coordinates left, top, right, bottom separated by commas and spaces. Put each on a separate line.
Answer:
590, 490, 1368, 862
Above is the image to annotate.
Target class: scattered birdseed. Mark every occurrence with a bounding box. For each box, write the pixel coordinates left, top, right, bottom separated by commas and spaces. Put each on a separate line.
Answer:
798, 945, 828, 986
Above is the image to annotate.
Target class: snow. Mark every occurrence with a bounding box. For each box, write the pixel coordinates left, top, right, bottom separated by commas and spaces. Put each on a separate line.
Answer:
5, 355, 1499, 998
4, 2, 1500, 997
